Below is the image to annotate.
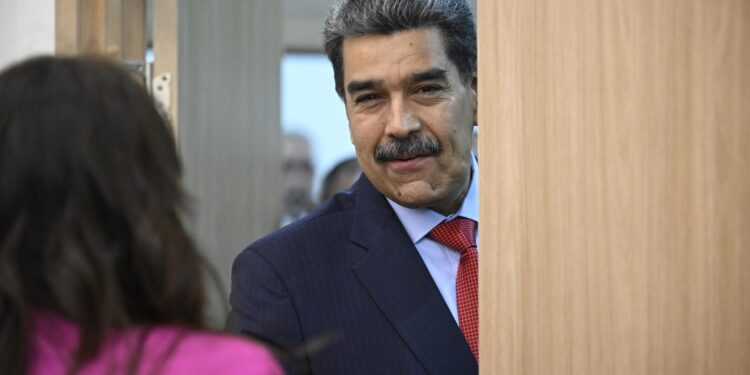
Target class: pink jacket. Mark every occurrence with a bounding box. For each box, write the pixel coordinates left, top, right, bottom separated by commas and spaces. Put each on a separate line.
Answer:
28, 312, 284, 374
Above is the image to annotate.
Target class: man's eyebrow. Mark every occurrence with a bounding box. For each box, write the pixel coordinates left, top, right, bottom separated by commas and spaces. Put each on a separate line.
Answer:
345, 69, 448, 96
410, 68, 448, 83
346, 80, 382, 96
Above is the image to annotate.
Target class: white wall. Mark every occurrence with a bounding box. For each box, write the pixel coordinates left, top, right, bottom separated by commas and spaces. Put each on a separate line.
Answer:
0, 0, 55, 70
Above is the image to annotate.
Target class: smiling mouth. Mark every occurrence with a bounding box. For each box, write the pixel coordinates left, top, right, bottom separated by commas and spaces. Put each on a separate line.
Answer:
394, 153, 423, 161
386, 154, 433, 171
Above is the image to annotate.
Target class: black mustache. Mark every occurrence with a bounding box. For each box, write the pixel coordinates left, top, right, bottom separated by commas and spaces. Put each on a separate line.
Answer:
374, 135, 441, 162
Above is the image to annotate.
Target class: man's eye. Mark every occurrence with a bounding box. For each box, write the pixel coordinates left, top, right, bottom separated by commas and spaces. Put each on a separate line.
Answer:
415, 85, 443, 94
355, 94, 380, 104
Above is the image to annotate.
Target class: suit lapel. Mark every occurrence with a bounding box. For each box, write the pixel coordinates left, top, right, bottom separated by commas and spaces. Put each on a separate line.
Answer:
348, 176, 477, 373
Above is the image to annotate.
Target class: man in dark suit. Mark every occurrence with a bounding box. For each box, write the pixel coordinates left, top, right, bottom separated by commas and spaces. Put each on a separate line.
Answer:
228, 0, 478, 373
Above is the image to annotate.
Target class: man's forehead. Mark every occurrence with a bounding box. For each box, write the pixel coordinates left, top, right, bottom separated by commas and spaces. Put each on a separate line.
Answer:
342, 27, 446, 59
341, 27, 452, 83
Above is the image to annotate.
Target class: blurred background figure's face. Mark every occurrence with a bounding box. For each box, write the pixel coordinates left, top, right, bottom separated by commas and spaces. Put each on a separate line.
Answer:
282, 133, 315, 224
320, 157, 362, 203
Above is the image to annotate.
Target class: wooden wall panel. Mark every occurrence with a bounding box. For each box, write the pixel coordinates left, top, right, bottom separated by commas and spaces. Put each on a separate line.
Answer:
104, 0, 121, 57
478, 0, 750, 374
55, 0, 79, 55
55, 0, 145, 59
120, 0, 145, 61
78, 0, 106, 53
153, 0, 178, 129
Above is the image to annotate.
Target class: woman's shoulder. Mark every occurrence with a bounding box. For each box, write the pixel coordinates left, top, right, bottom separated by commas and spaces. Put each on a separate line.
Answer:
145, 327, 284, 375
29, 313, 283, 375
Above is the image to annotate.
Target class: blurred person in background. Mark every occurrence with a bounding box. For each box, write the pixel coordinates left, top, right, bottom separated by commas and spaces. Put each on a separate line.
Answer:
0, 56, 282, 375
318, 157, 361, 204
280, 133, 316, 227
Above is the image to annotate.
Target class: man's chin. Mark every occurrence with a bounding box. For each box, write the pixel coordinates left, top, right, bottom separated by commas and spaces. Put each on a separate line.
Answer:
382, 177, 469, 215
385, 184, 442, 210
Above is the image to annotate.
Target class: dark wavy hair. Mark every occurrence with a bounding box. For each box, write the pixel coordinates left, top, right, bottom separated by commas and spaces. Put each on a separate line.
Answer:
324, 0, 476, 99
0, 56, 208, 375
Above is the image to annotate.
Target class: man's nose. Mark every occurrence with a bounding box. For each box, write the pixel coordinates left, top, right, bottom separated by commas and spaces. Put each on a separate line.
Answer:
385, 98, 421, 138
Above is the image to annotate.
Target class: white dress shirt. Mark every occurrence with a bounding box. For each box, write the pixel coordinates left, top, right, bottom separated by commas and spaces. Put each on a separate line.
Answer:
387, 156, 479, 323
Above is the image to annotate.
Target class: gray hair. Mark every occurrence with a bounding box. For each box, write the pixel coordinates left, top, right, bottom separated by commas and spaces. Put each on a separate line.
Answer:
323, 0, 476, 99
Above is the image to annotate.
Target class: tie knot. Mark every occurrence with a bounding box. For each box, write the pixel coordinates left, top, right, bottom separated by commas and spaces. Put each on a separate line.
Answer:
428, 217, 477, 254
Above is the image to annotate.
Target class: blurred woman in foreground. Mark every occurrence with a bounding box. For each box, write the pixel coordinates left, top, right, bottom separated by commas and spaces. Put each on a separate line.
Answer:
0, 56, 282, 375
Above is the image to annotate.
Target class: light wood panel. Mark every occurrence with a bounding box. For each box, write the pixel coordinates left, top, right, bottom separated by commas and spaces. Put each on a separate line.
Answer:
55, 0, 79, 54
104, 0, 121, 56
478, 0, 750, 374
55, 0, 145, 59
120, 0, 145, 60
78, 0, 106, 53
153, 0, 178, 130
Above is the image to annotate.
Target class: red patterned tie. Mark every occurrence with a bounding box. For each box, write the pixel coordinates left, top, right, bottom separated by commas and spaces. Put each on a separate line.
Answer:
428, 217, 478, 361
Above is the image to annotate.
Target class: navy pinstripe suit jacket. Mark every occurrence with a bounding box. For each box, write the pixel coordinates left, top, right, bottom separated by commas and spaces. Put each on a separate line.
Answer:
228, 174, 477, 374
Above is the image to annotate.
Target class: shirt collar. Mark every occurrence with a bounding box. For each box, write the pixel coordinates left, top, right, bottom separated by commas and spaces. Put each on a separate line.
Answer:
387, 155, 479, 244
